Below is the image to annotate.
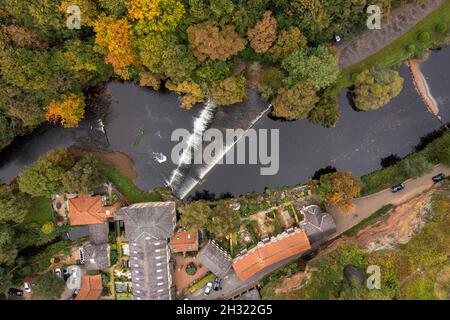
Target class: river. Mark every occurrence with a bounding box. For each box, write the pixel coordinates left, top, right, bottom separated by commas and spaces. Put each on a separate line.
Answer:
0, 47, 449, 199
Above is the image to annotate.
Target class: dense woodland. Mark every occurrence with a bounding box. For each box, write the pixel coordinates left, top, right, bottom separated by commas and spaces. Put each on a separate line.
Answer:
0, 0, 421, 152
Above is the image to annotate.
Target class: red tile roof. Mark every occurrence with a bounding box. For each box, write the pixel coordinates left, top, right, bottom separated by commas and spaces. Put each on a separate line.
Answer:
68, 194, 120, 226
170, 231, 199, 252
75, 275, 102, 300
232, 230, 311, 281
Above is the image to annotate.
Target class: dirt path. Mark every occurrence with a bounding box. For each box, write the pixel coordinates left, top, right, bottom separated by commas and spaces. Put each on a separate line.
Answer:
337, 0, 445, 68
407, 59, 440, 115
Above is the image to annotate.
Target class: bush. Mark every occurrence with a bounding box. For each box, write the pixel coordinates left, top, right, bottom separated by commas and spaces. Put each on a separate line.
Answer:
418, 31, 431, 43
436, 22, 448, 33
110, 249, 118, 265
41, 222, 55, 235
407, 44, 416, 54
185, 262, 198, 276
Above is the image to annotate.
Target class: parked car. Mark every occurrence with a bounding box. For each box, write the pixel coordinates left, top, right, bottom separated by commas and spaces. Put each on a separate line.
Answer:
203, 282, 213, 296
54, 268, 62, 278
71, 268, 78, 279
334, 33, 342, 43
63, 268, 69, 281
391, 182, 405, 193
8, 288, 24, 297
213, 277, 221, 291
69, 289, 80, 300
432, 173, 445, 182
79, 247, 85, 264
23, 282, 31, 293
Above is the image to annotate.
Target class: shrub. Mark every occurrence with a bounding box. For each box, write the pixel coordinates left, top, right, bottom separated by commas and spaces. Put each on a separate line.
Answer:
185, 262, 198, 276
418, 31, 431, 43
407, 44, 416, 54
436, 22, 448, 33
110, 249, 118, 265
41, 222, 55, 235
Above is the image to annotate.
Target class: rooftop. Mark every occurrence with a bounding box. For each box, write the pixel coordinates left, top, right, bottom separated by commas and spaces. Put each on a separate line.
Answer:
75, 275, 103, 300
300, 205, 336, 244
83, 243, 110, 271
170, 231, 199, 253
232, 229, 311, 281
197, 241, 232, 278
68, 194, 121, 226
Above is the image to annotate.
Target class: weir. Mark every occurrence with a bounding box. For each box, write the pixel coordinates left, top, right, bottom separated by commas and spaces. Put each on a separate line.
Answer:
172, 103, 273, 200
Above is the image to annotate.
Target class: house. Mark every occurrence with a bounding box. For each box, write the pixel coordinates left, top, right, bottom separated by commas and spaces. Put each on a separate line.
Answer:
115, 202, 176, 300
300, 205, 336, 244
83, 243, 110, 271
170, 231, 199, 253
75, 275, 103, 300
68, 194, 121, 226
197, 241, 232, 278
232, 229, 311, 281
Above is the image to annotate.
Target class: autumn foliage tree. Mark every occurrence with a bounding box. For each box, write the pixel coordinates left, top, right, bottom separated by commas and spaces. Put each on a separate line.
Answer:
314, 172, 362, 213
272, 83, 319, 120
210, 76, 247, 106
93, 16, 134, 73
187, 21, 246, 62
268, 27, 308, 62
165, 80, 205, 109
247, 11, 277, 54
45, 93, 85, 128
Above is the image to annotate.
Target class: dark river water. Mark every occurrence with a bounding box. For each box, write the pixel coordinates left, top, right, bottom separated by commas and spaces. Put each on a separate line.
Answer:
0, 47, 449, 198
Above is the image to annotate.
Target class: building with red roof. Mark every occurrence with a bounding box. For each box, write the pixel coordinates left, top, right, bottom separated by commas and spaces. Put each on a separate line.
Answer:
170, 231, 199, 253
68, 194, 121, 226
75, 275, 103, 300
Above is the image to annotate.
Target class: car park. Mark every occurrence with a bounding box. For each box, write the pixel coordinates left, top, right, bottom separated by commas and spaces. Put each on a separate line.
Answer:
203, 282, 213, 296
432, 173, 445, 182
391, 182, 405, 193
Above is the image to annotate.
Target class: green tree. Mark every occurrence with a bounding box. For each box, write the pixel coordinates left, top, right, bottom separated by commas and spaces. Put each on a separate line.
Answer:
353, 67, 404, 111
400, 155, 434, 177
210, 201, 241, 238
272, 83, 319, 120
62, 155, 103, 194
308, 87, 340, 128
282, 45, 339, 89
31, 272, 65, 300
0, 185, 31, 224
0, 224, 18, 266
179, 200, 213, 232
259, 67, 285, 101
267, 27, 307, 62
0, 111, 24, 150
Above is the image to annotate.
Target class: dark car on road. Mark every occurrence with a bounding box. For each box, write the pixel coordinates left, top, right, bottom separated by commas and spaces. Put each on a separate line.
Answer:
213, 277, 222, 291
432, 173, 445, 182
391, 182, 405, 193
8, 288, 24, 297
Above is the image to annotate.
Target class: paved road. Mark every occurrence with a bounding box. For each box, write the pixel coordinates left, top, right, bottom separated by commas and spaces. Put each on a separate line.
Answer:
330, 164, 450, 234
337, 0, 444, 68
188, 164, 449, 300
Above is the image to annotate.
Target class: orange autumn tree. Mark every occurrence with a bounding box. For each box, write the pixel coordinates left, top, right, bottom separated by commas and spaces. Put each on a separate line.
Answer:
45, 93, 85, 128
93, 16, 134, 74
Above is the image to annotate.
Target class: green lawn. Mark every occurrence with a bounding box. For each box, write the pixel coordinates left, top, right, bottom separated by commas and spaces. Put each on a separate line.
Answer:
23, 196, 54, 227
97, 161, 162, 204
337, 1, 450, 89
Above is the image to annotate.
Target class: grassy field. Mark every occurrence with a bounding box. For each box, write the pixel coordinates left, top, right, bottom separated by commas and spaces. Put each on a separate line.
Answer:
23, 196, 54, 227
98, 161, 161, 204
337, 1, 450, 89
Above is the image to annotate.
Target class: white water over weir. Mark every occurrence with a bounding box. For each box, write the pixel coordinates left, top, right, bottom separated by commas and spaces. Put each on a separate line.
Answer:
169, 100, 272, 200
168, 98, 216, 194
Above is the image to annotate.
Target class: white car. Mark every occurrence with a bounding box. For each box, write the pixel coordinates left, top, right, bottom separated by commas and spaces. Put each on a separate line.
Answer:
23, 282, 31, 293
203, 282, 213, 296
54, 268, 62, 278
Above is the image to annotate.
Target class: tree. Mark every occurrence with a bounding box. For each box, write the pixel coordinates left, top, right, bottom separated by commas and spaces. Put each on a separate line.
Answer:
62, 155, 103, 194
282, 45, 339, 89
210, 76, 247, 106
99, 0, 128, 17
210, 201, 241, 238
247, 11, 277, 54
0, 185, 31, 224
272, 83, 319, 120
18, 148, 75, 197
0, 111, 24, 150
0, 224, 18, 266
307, 86, 340, 127
400, 155, 434, 177
165, 80, 205, 109
93, 16, 135, 73
314, 172, 362, 213
0, 266, 13, 294
178, 200, 213, 232
45, 93, 85, 128
127, 0, 185, 33
258, 67, 285, 101
193, 59, 233, 86
31, 272, 65, 300
187, 21, 246, 62
353, 67, 404, 111
267, 27, 307, 62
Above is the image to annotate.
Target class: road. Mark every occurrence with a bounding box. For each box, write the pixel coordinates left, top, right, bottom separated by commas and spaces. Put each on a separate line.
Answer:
188, 164, 450, 300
